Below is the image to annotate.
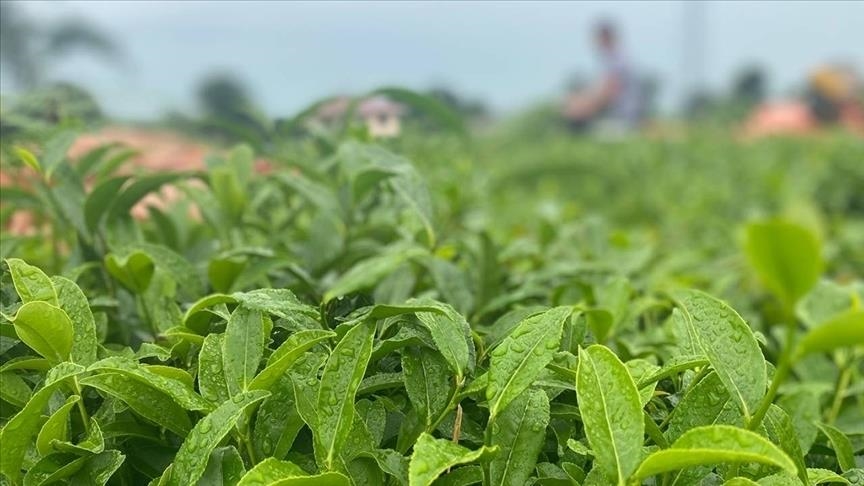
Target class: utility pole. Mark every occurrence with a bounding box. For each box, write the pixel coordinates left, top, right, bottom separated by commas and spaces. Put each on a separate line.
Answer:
682, 1, 707, 112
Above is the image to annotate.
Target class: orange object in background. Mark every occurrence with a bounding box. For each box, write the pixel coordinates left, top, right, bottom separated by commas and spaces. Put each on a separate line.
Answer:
744, 64, 864, 138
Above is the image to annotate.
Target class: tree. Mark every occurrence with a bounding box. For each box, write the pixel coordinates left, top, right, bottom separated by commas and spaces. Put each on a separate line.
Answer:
732, 65, 767, 106
0, 2, 120, 89
197, 73, 253, 121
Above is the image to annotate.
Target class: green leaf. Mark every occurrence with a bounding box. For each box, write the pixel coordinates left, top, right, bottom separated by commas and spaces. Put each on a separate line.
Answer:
489, 388, 550, 486
323, 247, 427, 303
0, 371, 32, 407
249, 329, 335, 391
54, 418, 104, 454
807, 468, 853, 485
198, 333, 231, 404
5, 258, 58, 305
79, 372, 193, 436
165, 390, 269, 486
432, 465, 482, 486
253, 374, 306, 459
402, 347, 452, 429
486, 306, 572, 420
315, 320, 375, 470
816, 422, 856, 472
633, 425, 797, 480
0, 363, 85, 482
124, 242, 203, 298
87, 357, 211, 411
13, 146, 41, 172
199, 446, 246, 486
52, 276, 98, 366
84, 176, 130, 233
22, 453, 88, 486
0, 357, 52, 373
796, 280, 858, 328
11, 301, 74, 363
724, 478, 761, 486
223, 306, 267, 395
795, 310, 864, 358
40, 130, 77, 178
35, 395, 79, 456
411, 299, 474, 380
233, 288, 319, 319
575, 344, 644, 484
758, 469, 853, 485
764, 404, 808, 484
105, 171, 193, 224
104, 251, 154, 293
408, 433, 495, 486
237, 457, 351, 485
674, 289, 767, 419
635, 355, 708, 388
68, 450, 125, 485
779, 389, 823, 454
744, 220, 823, 308
626, 359, 660, 408
666, 372, 743, 442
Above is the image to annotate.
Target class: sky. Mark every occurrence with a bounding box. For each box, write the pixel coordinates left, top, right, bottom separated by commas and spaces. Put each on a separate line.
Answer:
5, 0, 863, 120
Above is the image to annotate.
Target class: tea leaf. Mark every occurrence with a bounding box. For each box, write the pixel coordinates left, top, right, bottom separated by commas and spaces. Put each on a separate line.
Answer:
0, 371, 32, 407
52, 276, 98, 366
237, 457, 351, 485
223, 306, 267, 395
198, 333, 231, 404
744, 220, 822, 308
198, 446, 246, 486
10, 301, 74, 363
84, 175, 131, 233
0, 363, 84, 482
575, 344, 644, 484
674, 289, 767, 420
5, 258, 58, 305
666, 372, 743, 442
41, 130, 77, 178
13, 146, 41, 172
489, 388, 550, 486
408, 433, 495, 486
68, 450, 125, 485
249, 329, 335, 391
795, 310, 864, 358
487, 306, 572, 420
80, 372, 193, 436
315, 320, 375, 470
35, 395, 79, 456
166, 390, 269, 486
402, 347, 452, 429
636, 355, 708, 388
763, 404, 808, 484
22, 453, 89, 486
412, 299, 474, 380
816, 422, 855, 472
88, 357, 212, 411
633, 425, 797, 480
324, 247, 426, 303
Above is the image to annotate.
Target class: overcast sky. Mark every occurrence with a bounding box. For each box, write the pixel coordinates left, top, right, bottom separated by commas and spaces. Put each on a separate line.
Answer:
6, 0, 863, 119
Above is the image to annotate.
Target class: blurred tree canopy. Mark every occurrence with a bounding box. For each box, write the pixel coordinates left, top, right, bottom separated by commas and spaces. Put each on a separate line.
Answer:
0, 2, 120, 89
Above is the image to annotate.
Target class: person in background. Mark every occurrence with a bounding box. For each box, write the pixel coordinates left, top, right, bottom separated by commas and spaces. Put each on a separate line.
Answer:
744, 64, 864, 138
563, 20, 643, 134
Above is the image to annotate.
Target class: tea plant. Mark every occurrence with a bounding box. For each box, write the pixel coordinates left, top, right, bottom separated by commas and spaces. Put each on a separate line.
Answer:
0, 129, 862, 485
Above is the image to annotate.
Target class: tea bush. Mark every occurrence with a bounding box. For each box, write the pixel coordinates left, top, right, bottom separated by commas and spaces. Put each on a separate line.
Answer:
0, 128, 862, 486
